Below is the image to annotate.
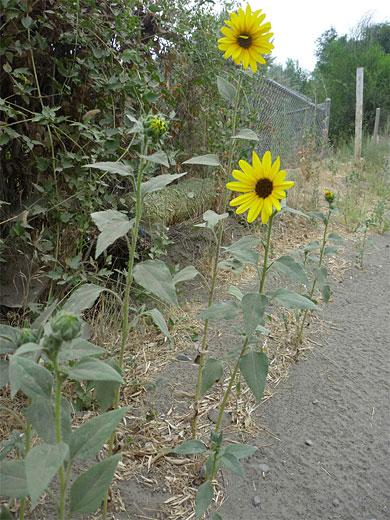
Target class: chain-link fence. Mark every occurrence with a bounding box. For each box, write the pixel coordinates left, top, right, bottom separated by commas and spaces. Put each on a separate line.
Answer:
248, 78, 331, 166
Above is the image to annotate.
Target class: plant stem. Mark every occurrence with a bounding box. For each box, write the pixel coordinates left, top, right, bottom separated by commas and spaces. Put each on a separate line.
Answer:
296, 208, 331, 346
53, 357, 66, 520
191, 74, 242, 439
259, 212, 275, 294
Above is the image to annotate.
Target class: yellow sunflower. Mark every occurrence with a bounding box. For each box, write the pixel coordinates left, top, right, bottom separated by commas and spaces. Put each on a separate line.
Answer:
226, 151, 294, 224
218, 4, 274, 73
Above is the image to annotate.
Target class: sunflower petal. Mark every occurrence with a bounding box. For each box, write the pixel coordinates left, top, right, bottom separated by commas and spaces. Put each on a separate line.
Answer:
229, 192, 257, 206
232, 169, 257, 184
247, 197, 263, 222
226, 181, 255, 192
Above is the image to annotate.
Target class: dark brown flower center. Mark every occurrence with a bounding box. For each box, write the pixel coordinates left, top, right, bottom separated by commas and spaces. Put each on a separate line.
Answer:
238, 34, 252, 48
255, 179, 273, 198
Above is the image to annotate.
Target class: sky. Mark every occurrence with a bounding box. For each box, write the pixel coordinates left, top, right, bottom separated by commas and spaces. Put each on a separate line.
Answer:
250, 0, 390, 71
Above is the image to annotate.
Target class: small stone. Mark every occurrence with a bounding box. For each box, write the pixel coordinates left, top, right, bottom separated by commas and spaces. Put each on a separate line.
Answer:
305, 439, 313, 446
207, 408, 230, 426
200, 466, 207, 479
177, 353, 191, 361
312, 399, 319, 405
252, 496, 261, 507
332, 498, 340, 507
259, 463, 270, 473
281, 460, 287, 466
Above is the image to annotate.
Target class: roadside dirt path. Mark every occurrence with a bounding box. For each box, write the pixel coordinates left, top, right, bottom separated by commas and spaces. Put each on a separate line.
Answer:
217, 232, 390, 520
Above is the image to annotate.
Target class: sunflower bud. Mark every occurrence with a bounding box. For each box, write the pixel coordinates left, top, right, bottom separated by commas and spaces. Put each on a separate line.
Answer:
323, 189, 335, 204
51, 311, 82, 342
16, 328, 39, 347
41, 333, 63, 354
144, 114, 166, 138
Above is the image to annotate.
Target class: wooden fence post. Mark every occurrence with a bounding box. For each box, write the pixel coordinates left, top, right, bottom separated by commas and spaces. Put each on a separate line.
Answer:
372, 107, 380, 142
354, 67, 364, 163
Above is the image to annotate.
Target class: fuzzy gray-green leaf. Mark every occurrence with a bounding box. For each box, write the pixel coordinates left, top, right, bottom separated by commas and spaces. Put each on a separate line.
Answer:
239, 350, 269, 403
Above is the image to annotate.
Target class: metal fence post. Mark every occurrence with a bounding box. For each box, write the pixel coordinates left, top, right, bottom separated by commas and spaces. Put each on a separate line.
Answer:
354, 67, 364, 163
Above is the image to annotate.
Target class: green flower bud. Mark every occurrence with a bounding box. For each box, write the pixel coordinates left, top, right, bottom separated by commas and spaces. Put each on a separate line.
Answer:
144, 114, 167, 138
41, 333, 63, 354
51, 311, 82, 342
16, 328, 39, 347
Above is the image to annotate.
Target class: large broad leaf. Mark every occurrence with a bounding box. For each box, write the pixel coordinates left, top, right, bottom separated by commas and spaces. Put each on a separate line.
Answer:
239, 350, 269, 403
197, 300, 239, 321
273, 255, 310, 286
70, 455, 121, 514
141, 172, 187, 197
196, 481, 214, 519
194, 210, 228, 230
24, 396, 72, 445
83, 161, 133, 177
217, 75, 236, 102
327, 232, 344, 244
200, 358, 223, 396
229, 248, 259, 266
172, 440, 206, 455
133, 260, 178, 306
9, 356, 53, 399
63, 283, 105, 315
321, 284, 332, 304
271, 288, 319, 310
69, 407, 130, 460
0, 325, 18, 354
94, 358, 121, 412
172, 265, 199, 285
25, 442, 68, 507
221, 452, 244, 477
13, 342, 42, 358
31, 299, 58, 329
67, 358, 124, 383
323, 245, 339, 257
224, 443, 257, 459
91, 210, 132, 259
224, 235, 261, 252
0, 460, 28, 498
231, 128, 259, 141
304, 240, 321, 252
139, 150, 169, 167
0, 358, 9, 389
313, 267, 328, 287
241, 293, 268, 338
227, 285, 244, 301
57, 337, 106, 362
182, 154, 220, 166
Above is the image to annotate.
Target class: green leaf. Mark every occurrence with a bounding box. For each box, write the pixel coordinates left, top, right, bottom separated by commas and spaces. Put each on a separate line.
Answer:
224, 443, 258, 459
9, 356, 53, 399
67, 358, 124, 383
239, 350, 269, 403
26, 442, 68, 507
309, 211, 326, 222
172, 265, 199, 285
241, 293, 268, 338
91, 210, 132, 259
133, 260, 178, 306
212, 513, 223, 520
57, 337, 106, 362
231, 128, 259, 141
200, 358, 223, 396
94, 359, 121, 412
224, 235, 261, 252
140, 150, 169, 167
148, 308, 172, 345
196, 481, 214, 519
217, 75, 236, 102
227, 286, 244, 301
313, 267, 328, 287
0, 359, 9, 389
25, 396, 72, 445
83, 161, 133, 177
141, 172, 187, 197
273, 255, 310, 285
321, 284, 332, 304
70, 454, 121, 514
0, 325, 18, 354
70, 407, 130, 460
182, 154, 220, 166
0, 506, 13, 519
172, 440, 206, 455
324, 245, 339, 256
31, 299, 58, 329
194, 210, 228, 229
304, 240, 321, 252
0, 460, 28, 498
63, 283, 105, 315
197, 301, 239, 321
221, 452, 244, 477
229, 248, 259, 266
271, 288, 319, 310
21, 16, 33, 29
327, 232, 344, 244
13, 342, 42, 357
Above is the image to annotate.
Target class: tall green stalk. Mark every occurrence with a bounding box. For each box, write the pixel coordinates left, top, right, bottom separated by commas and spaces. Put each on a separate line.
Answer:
258, 212, 275, 294
296, 207, 331, 346
191, 74, 242, 439
52, 357, 66, 520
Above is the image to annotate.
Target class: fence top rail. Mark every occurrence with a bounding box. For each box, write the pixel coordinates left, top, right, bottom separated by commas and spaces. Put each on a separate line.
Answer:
260, 77, 327, 112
